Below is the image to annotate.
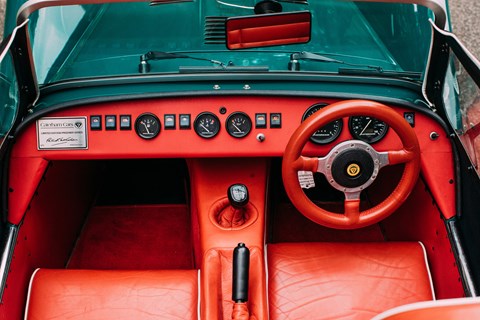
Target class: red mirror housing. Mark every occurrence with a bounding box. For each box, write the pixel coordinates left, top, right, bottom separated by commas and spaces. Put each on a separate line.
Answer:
226, 11, 311, 50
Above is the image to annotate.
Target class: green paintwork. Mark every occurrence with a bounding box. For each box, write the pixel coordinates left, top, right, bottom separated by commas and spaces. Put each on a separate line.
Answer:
33, 75, 424, 113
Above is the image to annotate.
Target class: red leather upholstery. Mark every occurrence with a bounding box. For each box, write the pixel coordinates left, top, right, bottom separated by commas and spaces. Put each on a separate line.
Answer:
268, 242, 434, 320
201, 247, 268, 320
373, 298, 480, 319
25, 269, 199, 320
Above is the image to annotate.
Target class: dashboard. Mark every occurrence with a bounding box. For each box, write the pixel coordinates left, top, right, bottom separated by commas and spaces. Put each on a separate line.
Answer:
11, 96, 448, 160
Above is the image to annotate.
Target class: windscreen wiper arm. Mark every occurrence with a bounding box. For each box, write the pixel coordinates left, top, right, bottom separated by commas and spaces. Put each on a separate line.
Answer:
338, 68, 422, 81
288, 51, 384, 72
139, 51, 227, 73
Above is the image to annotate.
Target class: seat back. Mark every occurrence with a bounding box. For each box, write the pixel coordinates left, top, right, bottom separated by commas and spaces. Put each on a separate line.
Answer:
25, 269, 199, 320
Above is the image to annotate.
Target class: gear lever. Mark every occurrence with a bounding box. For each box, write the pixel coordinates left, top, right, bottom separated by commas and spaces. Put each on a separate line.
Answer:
228, 184, 249, 208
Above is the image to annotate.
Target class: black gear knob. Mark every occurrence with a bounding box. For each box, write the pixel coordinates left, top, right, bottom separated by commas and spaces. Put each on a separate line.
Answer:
228, 184, 249, 208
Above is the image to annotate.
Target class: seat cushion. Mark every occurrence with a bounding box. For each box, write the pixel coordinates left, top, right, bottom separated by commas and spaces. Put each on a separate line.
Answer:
25, 269, 199, 320
372, 298, 480, 320
267, 242, 434, 320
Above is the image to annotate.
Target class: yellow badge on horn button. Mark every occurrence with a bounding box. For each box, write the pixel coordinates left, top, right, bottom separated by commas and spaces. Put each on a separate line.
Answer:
347, 163, 361, 177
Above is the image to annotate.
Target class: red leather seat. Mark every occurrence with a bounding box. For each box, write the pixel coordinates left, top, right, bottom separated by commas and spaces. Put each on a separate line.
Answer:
372, 298, 480, 319
25, 269, 199, 320
267, 242, 434, 320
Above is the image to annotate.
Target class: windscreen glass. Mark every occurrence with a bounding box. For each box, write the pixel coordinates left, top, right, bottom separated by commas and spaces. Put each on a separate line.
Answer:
27, 1, 434, 85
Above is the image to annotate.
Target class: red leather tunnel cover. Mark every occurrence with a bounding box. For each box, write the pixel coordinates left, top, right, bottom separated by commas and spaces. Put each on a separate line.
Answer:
267, 242, 434, 319
25, 269, 198, 320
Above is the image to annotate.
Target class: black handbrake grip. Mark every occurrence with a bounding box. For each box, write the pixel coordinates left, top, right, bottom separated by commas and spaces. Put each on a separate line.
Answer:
232, 243, 250, 302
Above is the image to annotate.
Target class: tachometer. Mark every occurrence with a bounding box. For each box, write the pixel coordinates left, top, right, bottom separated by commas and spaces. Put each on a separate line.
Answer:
194, 112, 220, 139
135, 113, 161, 139
226, 112, 252, 138
349, 116, 388, 143
302, 104, 343, 144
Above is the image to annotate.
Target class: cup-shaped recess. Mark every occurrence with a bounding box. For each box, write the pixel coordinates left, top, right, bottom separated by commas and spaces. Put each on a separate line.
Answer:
209, 198, 258, 230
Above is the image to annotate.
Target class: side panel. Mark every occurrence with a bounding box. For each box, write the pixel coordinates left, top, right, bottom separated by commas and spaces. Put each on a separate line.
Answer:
0, 161, 100, 319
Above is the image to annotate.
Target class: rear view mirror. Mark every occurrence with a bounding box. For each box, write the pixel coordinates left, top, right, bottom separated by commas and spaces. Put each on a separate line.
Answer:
226, 11, 311, 50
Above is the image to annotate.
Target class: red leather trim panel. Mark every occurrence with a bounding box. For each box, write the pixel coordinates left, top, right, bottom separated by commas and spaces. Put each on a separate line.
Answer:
201, 247, 267, 320
0, 161, 100, 320
188, 158, 268, 255
377, 177, 464, 299
26, 269, 199, 320
373, 298, 480, 320
8, 157, 48, 225
267, 242, 433, 319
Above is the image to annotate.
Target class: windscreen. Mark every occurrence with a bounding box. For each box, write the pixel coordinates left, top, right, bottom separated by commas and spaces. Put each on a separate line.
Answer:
26, 0, 434, 85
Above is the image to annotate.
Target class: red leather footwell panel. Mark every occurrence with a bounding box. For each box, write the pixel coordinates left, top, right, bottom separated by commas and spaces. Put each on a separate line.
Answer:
267, 242, 433, 320
25, 269, 199, 320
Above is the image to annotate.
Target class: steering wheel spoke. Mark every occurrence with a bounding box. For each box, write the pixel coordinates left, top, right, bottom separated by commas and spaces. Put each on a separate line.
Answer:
344, 198, 361, 224
293, 156, 319, 172
387, 149, 416, 165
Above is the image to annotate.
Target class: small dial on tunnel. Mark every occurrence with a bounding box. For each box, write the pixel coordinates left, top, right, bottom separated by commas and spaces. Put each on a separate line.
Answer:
226, 112, 252, 138
194, 112, 221, 139
302, 104, 343, 144
135, 113, 161, 139
349, 116, 389, 143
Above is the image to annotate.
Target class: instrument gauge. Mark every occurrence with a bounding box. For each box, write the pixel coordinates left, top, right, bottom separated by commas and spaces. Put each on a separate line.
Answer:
349, 116, 389, 143
135, 113, 161, 139
226, 112, 252, 138
302, 104, 343, 144
194, 112, 220, 139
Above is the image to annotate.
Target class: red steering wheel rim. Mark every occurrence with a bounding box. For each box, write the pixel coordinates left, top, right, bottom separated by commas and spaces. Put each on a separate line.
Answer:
282, 100, 421, 229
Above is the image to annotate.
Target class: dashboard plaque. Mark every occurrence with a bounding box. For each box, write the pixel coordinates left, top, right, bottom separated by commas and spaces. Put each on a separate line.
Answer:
37, 117, 88, 150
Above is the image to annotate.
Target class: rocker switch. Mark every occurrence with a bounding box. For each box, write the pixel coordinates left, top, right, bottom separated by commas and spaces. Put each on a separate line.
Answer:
404, 112, 415, 127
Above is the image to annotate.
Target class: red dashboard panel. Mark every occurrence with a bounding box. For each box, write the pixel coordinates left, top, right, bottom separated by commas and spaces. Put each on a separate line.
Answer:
12, 96, 443, 159
8, 96, 457, 222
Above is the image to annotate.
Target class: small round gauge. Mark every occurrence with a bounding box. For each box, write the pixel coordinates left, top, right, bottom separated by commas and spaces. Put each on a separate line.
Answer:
302, 104, 343, 144
135, 113, 161, 139
226, 112, 252, 138
194, 112, 221, 139
349, 116, 389, 143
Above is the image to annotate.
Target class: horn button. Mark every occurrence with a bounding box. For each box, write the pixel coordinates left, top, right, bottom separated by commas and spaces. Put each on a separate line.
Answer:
319, 140, 389, 197
331, 149, 374, 188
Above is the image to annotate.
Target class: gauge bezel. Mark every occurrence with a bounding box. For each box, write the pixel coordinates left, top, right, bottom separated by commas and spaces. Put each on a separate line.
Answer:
226, 112, 252, 138
135, 113, 161, 139
348, 116, 389, 143
194, 112, 221, 139
302, 103, 343, 144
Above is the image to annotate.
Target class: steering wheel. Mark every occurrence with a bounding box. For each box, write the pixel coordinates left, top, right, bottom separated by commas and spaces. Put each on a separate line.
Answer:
282, 100, 421, 229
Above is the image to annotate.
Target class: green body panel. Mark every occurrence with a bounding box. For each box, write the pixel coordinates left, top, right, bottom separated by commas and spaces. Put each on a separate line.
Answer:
33, 76, 424, 113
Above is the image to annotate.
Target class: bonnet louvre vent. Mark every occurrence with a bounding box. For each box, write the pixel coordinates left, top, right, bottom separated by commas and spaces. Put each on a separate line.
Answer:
204, 16, 227, 45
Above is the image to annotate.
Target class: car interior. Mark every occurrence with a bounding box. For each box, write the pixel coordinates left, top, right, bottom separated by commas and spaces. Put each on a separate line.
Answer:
1, 1, 480, 319
0, 95, 472, 319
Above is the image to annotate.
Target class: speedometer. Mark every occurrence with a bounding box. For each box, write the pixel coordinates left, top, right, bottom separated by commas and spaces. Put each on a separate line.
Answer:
349, 116, 388, 143
302, 104, 343, 144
